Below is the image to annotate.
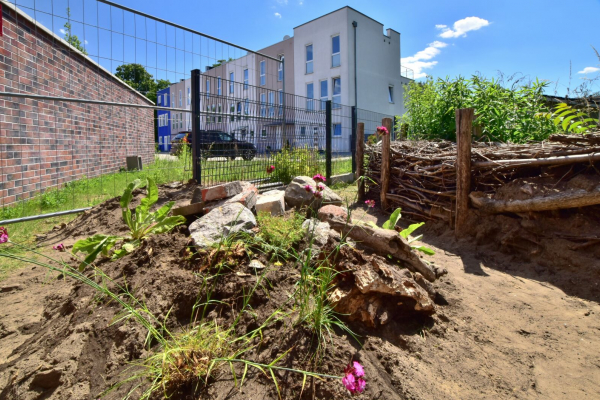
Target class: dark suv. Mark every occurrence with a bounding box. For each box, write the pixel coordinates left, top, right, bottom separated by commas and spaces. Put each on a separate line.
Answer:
171, 131, 257, 161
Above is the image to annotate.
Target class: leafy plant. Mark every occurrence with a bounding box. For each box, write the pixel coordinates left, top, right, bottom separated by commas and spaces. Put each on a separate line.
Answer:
256, 211, 305, 258
72, 178, 185, 269
398, 74, 557, 143
381, 208, 434, 256
269, 147, 320, 185
545, 102, 598, 133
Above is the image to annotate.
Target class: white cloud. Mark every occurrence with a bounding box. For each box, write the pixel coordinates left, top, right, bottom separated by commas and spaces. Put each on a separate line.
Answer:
274, 12, 282, 18
59, 28, 66, 34
299, 0, 303, 4
84, 40, 89, 44
437, 16, 489, 38
578, 66, 600, 74
401, 41, 447, 79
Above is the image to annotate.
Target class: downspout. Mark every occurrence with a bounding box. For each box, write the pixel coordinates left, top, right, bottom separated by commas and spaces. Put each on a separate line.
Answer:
352, 21, 358, 108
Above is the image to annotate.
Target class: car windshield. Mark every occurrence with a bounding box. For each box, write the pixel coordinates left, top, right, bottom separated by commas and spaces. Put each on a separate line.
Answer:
218, 132, 232, 141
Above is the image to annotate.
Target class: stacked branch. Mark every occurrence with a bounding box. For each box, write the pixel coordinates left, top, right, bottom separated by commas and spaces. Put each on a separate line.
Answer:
365, 134, 600, 221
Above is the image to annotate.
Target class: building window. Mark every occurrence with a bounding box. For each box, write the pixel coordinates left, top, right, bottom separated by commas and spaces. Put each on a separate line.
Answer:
179, 90, 182, 107
278, 56, 284, 81
244, 98, 250, 118
187, 87, 191, 105
206, 80, 210, 98
237, 101, 242, 120
300, 126, 306, 137
260, 61, 266, 86
320, 80, 328, 111
306, 83, 314, 111
230, 103, 235, 122
158, 96, 162, 106
260, 93, 266, 117
332, 77, 341, 109
217, 77, 222, 95
388, 85, 394, 103
332, 35, 341, 68
218, 104, 222, 122
268, 92, 275, 117
278, 90, 284, 116
306, 44, 313, 74
229, 72, 234, 94
261, 129, 267, 139
250, 130, 254, 138
333, 123, 342, 137
244, 69, 249, 90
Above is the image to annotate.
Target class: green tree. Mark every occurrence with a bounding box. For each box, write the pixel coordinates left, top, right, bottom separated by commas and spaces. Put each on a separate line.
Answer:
63, 8, 87, 55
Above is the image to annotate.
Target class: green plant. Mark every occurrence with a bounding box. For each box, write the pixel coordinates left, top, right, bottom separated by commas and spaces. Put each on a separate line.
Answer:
380, 208, 435, 255
72, 178, 185, 269
398, 75, 557, 143
545, 102, 599, 133
270, 147, 320, 184
256, 211, 305, 258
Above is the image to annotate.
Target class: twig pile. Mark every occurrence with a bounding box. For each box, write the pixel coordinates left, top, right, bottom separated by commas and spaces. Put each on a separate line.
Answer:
365, 133, 600, 222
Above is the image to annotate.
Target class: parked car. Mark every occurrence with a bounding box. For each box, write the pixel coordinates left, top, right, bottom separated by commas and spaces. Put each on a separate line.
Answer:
170, 131, 257, 161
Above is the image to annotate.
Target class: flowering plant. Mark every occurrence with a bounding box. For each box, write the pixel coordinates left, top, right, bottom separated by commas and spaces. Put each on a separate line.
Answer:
53, 243, 66, 252
343, 361, 366, 395
0, 227, 8, 244
316, 183, 325, 192
313, 174, 326, 183
304, 184, 314, 193
365, 200, 375, 208
266, 165, 276, 174
376, 126, 389, 135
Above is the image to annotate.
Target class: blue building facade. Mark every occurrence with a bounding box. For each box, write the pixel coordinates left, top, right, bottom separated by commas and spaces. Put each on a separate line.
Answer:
156, 88, 171, 152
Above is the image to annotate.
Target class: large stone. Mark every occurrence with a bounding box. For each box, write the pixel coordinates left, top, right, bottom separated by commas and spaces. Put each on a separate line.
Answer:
284, 176, 342, 209
318, 205, 348, 222
194, 181, 254, 203
302, 218, 331, 248
203, 184, 259, 213
256, 190, 285, 216
189, 203, 256, 250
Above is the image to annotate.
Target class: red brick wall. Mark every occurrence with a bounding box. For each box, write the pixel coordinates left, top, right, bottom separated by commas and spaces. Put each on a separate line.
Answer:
0, 5, 155, 207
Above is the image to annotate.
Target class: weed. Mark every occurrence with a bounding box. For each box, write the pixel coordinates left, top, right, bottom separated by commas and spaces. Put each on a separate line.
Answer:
256, 211, 305, 258
269, 147, 320, 185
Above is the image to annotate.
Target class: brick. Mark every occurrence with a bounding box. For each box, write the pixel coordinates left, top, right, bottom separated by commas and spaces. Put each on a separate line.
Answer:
203, 183, 259, 213
199, 181, 254, 203
255, 190, 285, 217
318, 205, 348, 222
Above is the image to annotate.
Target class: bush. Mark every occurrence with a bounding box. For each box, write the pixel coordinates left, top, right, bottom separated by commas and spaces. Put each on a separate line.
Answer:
398, 75, 557, 143
270, 147, 320, 185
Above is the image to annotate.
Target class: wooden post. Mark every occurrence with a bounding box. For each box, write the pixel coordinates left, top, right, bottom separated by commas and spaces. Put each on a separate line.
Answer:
455, 108, 474, 236
356, 122, 365, 201
380, 117, 392, 210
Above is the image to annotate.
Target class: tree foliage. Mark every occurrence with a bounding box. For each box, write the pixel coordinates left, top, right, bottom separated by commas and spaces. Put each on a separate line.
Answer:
115, 63, 170, 104
398, 75, 557, 143
63, 8, 87, 55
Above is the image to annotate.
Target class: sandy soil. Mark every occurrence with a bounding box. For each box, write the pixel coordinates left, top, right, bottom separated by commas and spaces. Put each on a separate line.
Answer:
1, 185, 599, 399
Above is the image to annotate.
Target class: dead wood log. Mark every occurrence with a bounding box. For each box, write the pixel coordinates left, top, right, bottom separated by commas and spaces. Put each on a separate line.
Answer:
472, 152, 600, 171
326, 216, 441, 282
469, 186, 600, 213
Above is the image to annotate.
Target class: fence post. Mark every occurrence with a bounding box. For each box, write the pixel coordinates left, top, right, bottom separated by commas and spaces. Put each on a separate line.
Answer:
325, 100, 332, 182
191, 69, 201, 184
351, 106, 357, 175
380, 117, 392, 210
455, 108, 474, 235
356, 122, 365, 201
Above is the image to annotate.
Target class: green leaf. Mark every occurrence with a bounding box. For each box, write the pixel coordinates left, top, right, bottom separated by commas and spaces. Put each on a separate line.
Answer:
146, 215, 186, 236
152, 201, 175, 221
411, 245, 435, 256
399, 222, 425, 239
120, 179, 144, 209
382, 208, 402, 230
72, 234, 111, 255
139, 178, 158, 213
562, 115, 578, 131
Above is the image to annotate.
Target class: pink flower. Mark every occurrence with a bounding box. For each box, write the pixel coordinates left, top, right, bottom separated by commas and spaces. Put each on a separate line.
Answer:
377, 126, 389, 135
313, 174, 326, 183
343, 361, 366, 394
365, 200, 375, 208
316, 183, 325, 192
266, 165, 275, 174
53, 243, 66, 252
313, 190, 323, 199
304, 184, 314, 193
0, 227, 8, 244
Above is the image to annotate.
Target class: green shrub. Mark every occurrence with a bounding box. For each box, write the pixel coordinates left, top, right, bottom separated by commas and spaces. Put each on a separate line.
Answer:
270, 147, 320, 185
398, 75, 557, 143
256, 211, 305, 253
545, 102, 599, 133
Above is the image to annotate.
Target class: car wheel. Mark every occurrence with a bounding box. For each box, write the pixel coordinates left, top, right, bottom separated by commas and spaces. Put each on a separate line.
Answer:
242, 149, 256, 161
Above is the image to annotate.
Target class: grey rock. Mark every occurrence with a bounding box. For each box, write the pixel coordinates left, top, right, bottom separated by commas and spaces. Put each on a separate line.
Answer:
284, 176, 342, 210
249, 259, 266, 270
189, 203, 256, 250
302, 218, 331, 248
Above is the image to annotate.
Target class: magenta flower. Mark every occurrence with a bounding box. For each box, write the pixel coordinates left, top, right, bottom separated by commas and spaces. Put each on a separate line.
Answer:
343, 361, 366, 395
377, 126, 389, 135
316, 183, 325, 192
266, 165, 275, 174
304, 184, 314, 193
0, 227, 8, 244
313, 190, 323, 199
365, 200, 375, 208
313, 174, 326, 183
53, 243, 66, 252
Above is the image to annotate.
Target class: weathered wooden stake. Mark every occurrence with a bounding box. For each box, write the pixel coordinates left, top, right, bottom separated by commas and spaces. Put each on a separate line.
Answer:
380, 117, 392, 210
356, 122, 366, 201
455, 108, 474, 236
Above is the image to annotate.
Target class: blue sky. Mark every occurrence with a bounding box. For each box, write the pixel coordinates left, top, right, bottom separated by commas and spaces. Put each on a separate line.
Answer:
14, 0, 600, 96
